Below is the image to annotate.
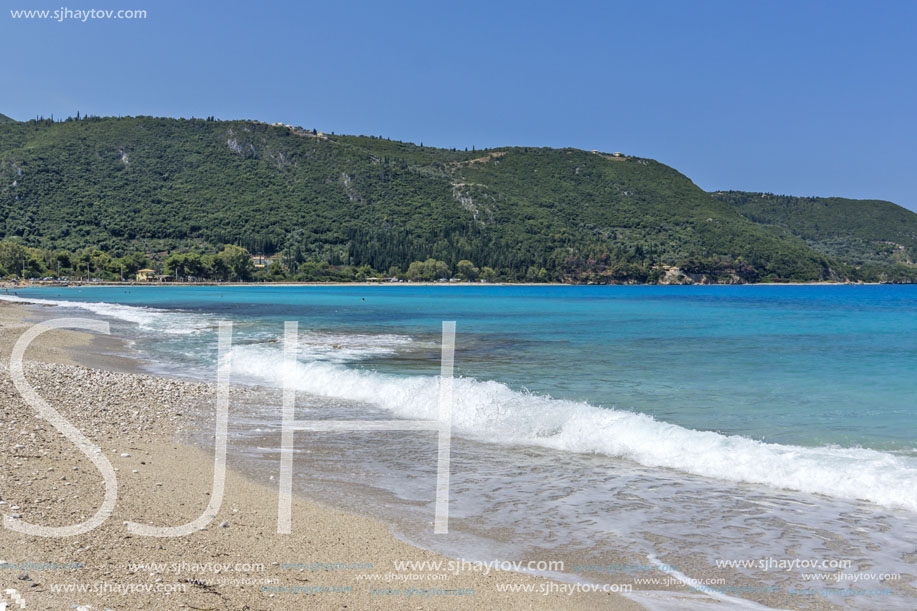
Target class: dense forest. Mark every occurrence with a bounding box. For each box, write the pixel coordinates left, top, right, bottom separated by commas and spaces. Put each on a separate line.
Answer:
712, 191, 917, 277
0, 114, 915, 283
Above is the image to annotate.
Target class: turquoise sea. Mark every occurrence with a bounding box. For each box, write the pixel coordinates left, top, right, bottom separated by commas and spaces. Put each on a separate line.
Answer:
5, 285, 917, 609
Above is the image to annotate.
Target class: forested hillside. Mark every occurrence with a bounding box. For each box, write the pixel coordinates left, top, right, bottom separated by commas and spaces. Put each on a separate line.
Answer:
0, 115, 912, 283
712, 191, 917, 280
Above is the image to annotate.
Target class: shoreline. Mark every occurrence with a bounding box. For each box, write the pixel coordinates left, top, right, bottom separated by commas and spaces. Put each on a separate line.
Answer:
3, 297, 896, 610
0, 280, 890, 291
0, 301, 643, 610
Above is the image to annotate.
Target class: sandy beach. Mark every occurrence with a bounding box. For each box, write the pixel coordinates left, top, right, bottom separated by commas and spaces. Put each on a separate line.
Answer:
0, 301, 646, 610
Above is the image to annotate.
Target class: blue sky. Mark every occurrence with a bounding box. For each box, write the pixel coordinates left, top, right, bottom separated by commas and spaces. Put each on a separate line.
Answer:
2, 0, 915, 209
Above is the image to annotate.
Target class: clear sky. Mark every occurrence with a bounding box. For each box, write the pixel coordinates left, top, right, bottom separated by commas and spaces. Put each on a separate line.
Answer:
2, 0, 915, 209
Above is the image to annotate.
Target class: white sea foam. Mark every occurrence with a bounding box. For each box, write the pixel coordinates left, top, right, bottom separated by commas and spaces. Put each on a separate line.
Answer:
230, 342, 917, 513
296, 330, 415, 362
0, 294, 209, 335
5, 294, 916, 512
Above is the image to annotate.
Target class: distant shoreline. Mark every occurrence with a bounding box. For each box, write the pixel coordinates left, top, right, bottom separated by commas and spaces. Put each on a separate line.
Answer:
0, 280, 892, 290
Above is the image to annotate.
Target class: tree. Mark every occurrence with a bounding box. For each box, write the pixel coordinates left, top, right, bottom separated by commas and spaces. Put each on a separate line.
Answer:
405, 260, 426, 281
0, 242, 28, 277
455, 260, 479, 281
428, 259, 450, 280
115, 253, 148, 278
183, 253, 204, 278
23, 254, 48, 278
354, 264, 373, 281
525, 266, 550, 283
54, 250, 72, 273
201, 254, 224, 280
269, 260, 288, 280
164, 253, 188, 279
163, 253, 202, 280
404, 258, 450, 281
217, 245, 254, 281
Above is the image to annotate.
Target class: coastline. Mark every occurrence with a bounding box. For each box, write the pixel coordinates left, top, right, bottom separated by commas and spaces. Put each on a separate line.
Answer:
1, 279, 890, 290
0, 301, 643, 610
4, 293, 906, 611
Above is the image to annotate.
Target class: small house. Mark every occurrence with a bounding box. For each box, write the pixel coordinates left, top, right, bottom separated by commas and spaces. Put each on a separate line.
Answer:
136, 268, 155, 281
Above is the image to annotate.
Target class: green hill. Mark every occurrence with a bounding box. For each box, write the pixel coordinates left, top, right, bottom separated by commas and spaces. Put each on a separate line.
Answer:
0, 113, 16, 124
0, 115, 907, 283
712, 191, 917, 275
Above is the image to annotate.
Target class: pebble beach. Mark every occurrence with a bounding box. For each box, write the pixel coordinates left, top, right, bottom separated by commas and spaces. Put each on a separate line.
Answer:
0, 301, 641, 610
